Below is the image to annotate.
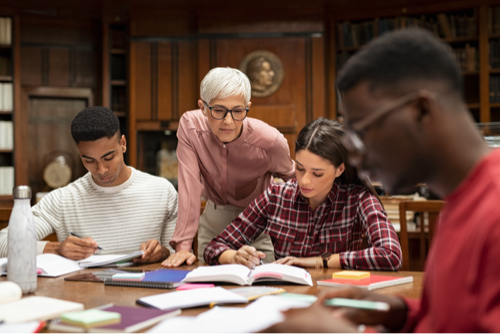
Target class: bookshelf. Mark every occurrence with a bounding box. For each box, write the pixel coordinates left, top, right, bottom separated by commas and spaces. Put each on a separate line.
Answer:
102, 20, 128, 163
335, 7, 486, 122
0, 16, 13, 200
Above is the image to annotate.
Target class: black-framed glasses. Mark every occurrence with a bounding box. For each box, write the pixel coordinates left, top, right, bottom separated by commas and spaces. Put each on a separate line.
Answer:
340, 90, 435, 155
202, 100, 249, 121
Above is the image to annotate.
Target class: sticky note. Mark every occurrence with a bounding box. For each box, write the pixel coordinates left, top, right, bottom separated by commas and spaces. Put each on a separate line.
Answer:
332, 271, 370, 280
112, 273, 145, 281
61, 309, 121, 328
176, 283, 215, 290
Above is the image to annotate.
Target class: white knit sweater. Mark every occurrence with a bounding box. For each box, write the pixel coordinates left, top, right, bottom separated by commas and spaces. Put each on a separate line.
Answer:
0, 167, 177, 257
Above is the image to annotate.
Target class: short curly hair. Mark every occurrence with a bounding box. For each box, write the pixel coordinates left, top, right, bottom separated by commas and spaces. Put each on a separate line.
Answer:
71, 106, 121, 144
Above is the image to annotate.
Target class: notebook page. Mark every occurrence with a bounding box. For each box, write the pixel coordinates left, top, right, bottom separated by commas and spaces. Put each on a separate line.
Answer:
36, 254, 81, 277
138, 286, 248, 310
182, 264, 251, 285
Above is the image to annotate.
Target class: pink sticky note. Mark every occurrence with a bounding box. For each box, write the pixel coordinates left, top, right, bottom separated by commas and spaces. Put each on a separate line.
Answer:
176, 283, 215, 291
36, 269, 42, 275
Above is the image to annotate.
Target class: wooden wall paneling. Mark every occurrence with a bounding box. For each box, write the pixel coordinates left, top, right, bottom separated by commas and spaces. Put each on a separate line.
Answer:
283, 133, 296, 159
13, 14, 26, 187
157, 42, 172, 121
479, 5, 490, 123
178, 41, 198, 118
76, 50, 98, 88
130, 41, 152, 121
48, 48, 69, 86
326, 19, 337, 120
311, 36, 326, 121
197, 39, 210, 85
102, 20, 110, 108
20, 47, 41, 86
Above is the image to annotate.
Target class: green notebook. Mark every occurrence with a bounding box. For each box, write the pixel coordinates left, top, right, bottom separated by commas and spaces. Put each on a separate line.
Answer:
61, 309, 121, 328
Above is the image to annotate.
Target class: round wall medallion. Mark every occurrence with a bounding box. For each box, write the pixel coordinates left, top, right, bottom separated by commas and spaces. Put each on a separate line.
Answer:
43, 157, 72, 189
239, 50, 284, 98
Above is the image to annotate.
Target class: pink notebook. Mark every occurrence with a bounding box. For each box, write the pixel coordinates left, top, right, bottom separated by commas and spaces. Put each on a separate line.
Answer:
317, 275, 413, 291
48, 305, 180, 333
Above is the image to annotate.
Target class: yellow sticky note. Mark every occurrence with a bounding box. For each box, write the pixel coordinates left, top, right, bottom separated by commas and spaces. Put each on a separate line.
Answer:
332, 271, 370, 280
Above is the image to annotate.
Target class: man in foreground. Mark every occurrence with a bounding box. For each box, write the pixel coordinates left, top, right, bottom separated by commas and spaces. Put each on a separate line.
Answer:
267, 28, 500, 332
0, 106, 177, 263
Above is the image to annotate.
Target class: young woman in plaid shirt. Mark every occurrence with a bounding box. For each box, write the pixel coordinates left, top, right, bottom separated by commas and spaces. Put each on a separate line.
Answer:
204, 118, 402, 271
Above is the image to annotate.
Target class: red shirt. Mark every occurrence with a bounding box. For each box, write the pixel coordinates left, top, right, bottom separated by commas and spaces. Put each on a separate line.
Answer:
204, 179, 402, 271
403, 149, 500, 332
170, 109, 295, 252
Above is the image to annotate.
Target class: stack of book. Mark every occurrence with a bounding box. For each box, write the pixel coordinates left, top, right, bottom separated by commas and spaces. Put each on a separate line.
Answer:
0, 17, 11, 45
0, 166, 14, 196
0, 83, 13, 111
0, 121, 12, 150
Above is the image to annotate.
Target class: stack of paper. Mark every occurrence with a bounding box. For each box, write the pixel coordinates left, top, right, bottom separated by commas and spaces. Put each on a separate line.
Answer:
1, 254, 82, 277
147, 295, 311, 333
78, 251, 144, 268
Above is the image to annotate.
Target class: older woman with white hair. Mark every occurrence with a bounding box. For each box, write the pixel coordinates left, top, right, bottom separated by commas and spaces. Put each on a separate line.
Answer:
163, 67, 295, 267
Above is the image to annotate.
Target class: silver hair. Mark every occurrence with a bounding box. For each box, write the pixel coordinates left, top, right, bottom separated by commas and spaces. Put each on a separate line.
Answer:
200, 67, 251, 105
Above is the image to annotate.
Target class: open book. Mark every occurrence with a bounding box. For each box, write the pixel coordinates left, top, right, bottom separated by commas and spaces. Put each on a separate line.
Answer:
78, 251, 144, 268
182, 264, 313, 286
1, 254, 82, 277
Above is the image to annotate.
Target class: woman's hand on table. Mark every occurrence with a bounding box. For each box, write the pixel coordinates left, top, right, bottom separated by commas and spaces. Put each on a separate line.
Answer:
218, 246, 266, 268
315, 287, 409, 331
162, 250, 196, 267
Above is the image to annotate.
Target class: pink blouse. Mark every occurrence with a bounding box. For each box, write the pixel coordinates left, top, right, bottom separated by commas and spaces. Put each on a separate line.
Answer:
170, 109, 295, 252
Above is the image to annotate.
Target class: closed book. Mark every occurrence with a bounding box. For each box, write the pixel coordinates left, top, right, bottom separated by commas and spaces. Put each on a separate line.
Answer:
49, 304, 181, 333
104, 268, 190, 289
317, 275, 413, 291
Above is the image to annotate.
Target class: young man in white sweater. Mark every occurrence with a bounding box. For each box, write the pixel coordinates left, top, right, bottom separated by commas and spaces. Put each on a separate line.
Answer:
0, 106, 177, 263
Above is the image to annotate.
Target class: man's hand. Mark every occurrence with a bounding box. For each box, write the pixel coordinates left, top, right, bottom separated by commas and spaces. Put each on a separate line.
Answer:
134, 239, 169, 264
315, 287, 409, 331
162, 250, 196, 267
274, 256, 319, 268
45, 235, 98, 260
264, 300, 358, 333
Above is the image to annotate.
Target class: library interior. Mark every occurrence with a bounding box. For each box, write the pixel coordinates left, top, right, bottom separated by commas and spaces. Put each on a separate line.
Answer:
0, 0, 500, 332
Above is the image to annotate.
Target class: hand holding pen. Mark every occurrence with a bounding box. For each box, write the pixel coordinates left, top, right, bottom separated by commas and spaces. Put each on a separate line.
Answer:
234, 245, 266, 269
55, 232, 104, 261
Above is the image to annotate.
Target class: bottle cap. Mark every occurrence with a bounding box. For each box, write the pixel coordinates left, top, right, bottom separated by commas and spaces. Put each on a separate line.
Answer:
13, 186, 31, 199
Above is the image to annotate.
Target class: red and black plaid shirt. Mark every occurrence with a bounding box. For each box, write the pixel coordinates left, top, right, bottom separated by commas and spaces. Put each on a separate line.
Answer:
204, 179, 402, 271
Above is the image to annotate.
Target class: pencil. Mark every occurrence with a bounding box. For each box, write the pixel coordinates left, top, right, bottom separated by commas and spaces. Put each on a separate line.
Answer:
69, 231, 105, 251
324, 298, 390, 311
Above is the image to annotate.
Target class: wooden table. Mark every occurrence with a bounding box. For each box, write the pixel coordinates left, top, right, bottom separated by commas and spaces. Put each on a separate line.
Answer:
1, 263, 424, 331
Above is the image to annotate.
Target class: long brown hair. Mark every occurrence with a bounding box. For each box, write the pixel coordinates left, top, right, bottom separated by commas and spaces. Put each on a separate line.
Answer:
295, 117, 377, 196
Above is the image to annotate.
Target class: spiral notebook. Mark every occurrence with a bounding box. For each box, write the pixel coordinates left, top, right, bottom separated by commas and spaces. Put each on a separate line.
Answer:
104, 269, 191, 289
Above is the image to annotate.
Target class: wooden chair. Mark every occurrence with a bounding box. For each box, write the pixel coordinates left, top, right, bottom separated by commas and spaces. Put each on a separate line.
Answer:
398, 200, 445, 271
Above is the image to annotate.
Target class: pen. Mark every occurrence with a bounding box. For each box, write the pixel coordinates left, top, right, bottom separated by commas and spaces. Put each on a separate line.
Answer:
69, 231, 104, 251
324, 298, 390, 311
259, 257, 264, 266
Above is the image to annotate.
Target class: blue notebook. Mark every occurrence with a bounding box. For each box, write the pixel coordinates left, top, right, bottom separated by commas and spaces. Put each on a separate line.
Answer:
104, 269, 190, 289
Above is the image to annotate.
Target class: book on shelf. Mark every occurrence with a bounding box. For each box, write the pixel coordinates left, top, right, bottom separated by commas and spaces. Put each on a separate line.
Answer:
317, 274, 413, 291
0, 166, 14, 196
489, 6, 500, 36
49, 304, 181, 333
490, 75, 500, 103
337, 12, 477, 50
182, 263, 313, 286
0, 17, 11, 45
0, 120, 13, 149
